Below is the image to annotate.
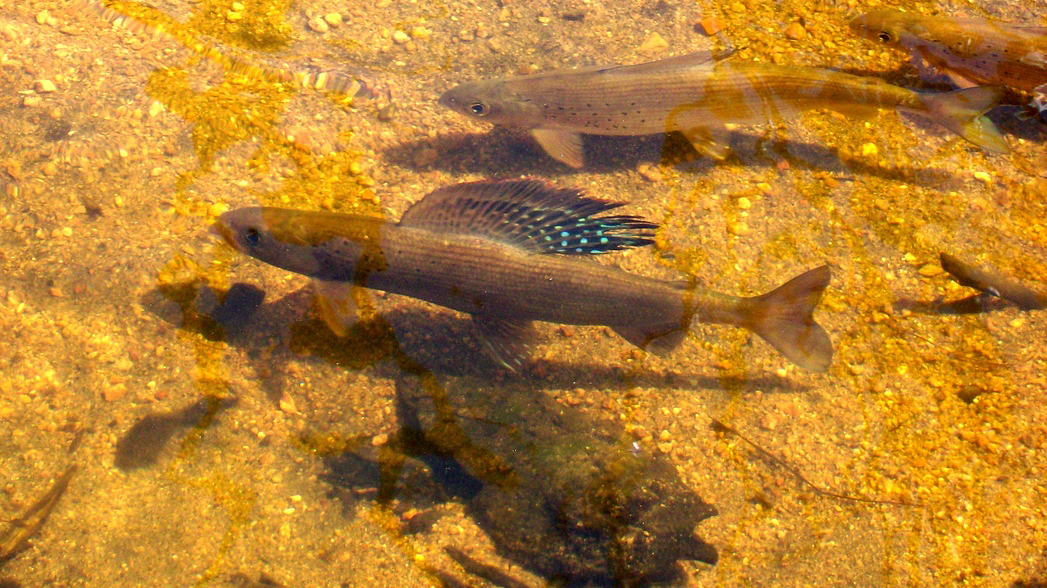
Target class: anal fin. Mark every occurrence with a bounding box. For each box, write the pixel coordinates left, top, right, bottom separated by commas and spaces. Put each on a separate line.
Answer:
531, 128, 585, 168
613, 324, 687, 355
472, 316, 536, 372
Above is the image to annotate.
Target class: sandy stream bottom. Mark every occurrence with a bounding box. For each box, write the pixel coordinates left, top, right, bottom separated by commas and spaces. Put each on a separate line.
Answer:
1, 0, 1046, 585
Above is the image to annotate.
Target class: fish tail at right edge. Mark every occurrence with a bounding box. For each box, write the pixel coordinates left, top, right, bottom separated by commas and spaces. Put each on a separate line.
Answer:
744, 265, 833, 373
919, 86, 1010, 154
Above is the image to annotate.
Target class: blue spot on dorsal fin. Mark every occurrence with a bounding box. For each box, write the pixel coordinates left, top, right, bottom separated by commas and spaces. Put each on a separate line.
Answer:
398, 179, 657, 255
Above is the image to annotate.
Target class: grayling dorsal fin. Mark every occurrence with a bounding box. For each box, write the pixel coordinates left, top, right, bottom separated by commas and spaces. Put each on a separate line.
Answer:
531, 128, 585, 168
595, 50, 729, 76
398, 180, 657, 255
472, 316, 535, 372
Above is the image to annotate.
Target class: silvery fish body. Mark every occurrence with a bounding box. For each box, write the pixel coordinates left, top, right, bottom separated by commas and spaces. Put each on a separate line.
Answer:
439, 52, 1008, 167
214, 180, 833, 372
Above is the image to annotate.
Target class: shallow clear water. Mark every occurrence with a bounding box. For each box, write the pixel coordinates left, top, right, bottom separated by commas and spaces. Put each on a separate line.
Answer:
1, 0, 1046, 585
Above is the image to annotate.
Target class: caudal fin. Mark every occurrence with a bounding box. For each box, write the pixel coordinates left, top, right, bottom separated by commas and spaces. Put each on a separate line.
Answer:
745, 266, 833, 372
919, 87, 1010, 154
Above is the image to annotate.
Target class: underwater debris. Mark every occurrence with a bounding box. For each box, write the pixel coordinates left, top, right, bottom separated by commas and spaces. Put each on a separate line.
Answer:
0, 465, 78, 565
939, 252, 1047, 311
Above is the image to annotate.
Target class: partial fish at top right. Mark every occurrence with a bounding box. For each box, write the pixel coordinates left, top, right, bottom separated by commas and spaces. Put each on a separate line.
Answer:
851, 9, 1047, 115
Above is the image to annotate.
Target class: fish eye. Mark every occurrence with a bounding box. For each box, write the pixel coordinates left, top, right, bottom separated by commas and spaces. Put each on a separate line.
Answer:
878, 31, 893, 42
468, 101, 489, 116
244, 227, 261, 247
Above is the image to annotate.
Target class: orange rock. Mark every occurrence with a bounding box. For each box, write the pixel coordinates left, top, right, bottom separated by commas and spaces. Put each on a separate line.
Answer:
784, 22, 806, 40
699, 16, 724, 36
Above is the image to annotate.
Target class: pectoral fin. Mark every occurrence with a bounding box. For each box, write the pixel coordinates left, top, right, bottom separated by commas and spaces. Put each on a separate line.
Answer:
531, 128, 584, 168
682, 125, 732, 160
312, 279, 359, 337
472, 316, 536, 372
613, 324, 687, 355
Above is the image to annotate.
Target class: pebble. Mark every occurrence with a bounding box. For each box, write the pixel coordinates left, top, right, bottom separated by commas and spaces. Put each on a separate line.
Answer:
22, 95, 42, 107
637, 32, 669, 54
737, 196, 752, 210
372, 433, 389, 446
861, 142, 878, 157
323, 13, 343, 26
413, 147, 437, 167
727, 221, 749, 235
698, 16, 724, 35
636, 161, 663, 182
784, 22, 807, 40
308, 18, 329, 33
410, 26, 431, 39
392, 30, 410, 44
278, 392, 297, 413
103, 383, 127, 402
918, 264, 943, 277
486, 37, 505, 52
34, 79, 57, 93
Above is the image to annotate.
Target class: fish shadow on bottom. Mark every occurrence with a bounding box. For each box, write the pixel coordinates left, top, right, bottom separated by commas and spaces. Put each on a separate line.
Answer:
385, 127, 965, 189
320, 370, 719, 587
141, 279, 809, 401
113, 395, 239, 471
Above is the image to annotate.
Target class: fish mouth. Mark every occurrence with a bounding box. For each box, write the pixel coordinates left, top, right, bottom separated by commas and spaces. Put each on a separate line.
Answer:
437, 89, 458, 108
209, 222, 238, 249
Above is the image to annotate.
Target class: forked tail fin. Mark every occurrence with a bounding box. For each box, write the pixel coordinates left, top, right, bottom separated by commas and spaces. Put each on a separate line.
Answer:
919, 87, 1010, 154
745, 266, 833, 372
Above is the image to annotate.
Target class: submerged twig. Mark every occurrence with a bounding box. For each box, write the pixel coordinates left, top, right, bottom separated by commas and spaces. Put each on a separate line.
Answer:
939, 252, 1047, 310
711, 419, 919, 507
444, 546, 532, 588
0, 464, 78, 564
